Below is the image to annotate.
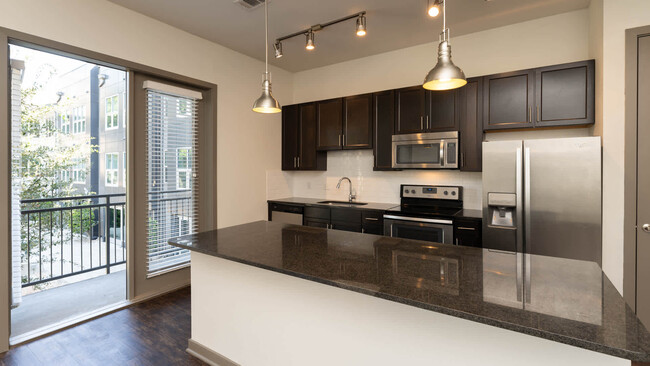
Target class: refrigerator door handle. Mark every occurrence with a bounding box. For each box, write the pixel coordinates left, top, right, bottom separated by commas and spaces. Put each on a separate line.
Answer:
515, 147, 524, 253
440, 140, 445, 167
524, 147, 531, 253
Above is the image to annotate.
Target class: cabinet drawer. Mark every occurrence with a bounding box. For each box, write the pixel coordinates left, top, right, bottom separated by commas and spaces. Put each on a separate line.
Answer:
454, 218, 482, 247
362, 223, 383, 235
362, 210, 384, 223
331, 207, 361, 223
269, 203, 303, 215
304, 206, 330, 220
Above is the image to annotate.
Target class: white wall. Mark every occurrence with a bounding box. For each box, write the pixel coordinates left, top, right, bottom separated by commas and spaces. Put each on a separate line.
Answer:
600, 0, 650, 293
272, 10, 591, 210
0, 0, 293, 230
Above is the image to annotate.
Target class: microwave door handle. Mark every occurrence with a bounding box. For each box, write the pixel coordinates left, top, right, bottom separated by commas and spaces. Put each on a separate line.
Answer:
439, 140, 445, 167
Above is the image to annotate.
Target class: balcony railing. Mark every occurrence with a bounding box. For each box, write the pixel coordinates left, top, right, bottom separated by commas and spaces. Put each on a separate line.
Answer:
20, 193, 126, 288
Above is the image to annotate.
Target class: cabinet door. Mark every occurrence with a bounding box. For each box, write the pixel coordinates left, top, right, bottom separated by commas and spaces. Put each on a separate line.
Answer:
373, 90, 395, 170
299, 103, 327, 170
454, 218, 482, 247
535, 60, 594, 127
304, 217, 329, 229
458, 78, 483, 172
427, 89, 458, 131
343, 94, 373, 149
316, 98, 343, 150
483, 70, 535, 130
282, 104, 300, 171
331, 221, 362, 233
395, 86, 427, 134
362, 224, 383, 235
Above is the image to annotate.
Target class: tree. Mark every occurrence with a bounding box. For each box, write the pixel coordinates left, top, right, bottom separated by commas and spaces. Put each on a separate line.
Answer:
18, 64, 97, 287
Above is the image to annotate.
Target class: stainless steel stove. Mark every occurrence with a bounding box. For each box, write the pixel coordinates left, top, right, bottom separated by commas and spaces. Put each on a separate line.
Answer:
384, 184, 463, 245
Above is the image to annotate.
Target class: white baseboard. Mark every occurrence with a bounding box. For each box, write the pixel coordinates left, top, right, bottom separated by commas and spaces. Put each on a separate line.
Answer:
187, 339, 240, 366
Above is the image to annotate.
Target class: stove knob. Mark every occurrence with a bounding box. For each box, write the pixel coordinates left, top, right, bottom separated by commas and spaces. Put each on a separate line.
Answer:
451, 191, 456, 196
444, 191, 448, 195
411, 190, 416, 194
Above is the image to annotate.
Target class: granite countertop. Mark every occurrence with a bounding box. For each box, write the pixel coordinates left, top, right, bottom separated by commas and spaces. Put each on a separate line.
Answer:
169, 221, 650, 362
455, 208, 482, 219
268, 197, 399, 211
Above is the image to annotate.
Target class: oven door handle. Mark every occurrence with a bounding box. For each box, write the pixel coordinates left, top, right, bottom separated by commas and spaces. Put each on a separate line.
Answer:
383, 215, 453, 225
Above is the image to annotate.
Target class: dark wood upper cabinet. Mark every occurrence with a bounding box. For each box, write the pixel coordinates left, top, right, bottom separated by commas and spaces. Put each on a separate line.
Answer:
316, 98, 343, 150
343, 94, 373, 149
458, 78, 483, 172
483, 69, 535, 130
280, 103, 326, 171
428, 89, 458, 131
373, 90, 396, 170
395, 86, 427, 134
282, 104, 300, 171
535, 60, 595, 127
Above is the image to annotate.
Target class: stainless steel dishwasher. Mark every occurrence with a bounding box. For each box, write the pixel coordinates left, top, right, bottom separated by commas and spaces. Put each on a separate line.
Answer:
269, 202, 304, 225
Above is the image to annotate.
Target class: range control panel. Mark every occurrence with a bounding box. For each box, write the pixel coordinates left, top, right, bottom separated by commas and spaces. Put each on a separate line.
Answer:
401, 184, 462, 200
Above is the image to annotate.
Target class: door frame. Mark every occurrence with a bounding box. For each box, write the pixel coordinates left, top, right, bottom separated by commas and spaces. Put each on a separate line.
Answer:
0, 26, 218, 352
624, 25, 650, 311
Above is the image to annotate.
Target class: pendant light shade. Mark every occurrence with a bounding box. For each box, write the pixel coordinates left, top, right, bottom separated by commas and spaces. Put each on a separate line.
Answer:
423, 1, 466, 91
253, 72, 281, 113
253, 0, 281, 114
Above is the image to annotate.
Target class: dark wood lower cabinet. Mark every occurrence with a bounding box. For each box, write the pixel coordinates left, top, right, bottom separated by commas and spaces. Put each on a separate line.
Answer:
454, 218, 482, 247
331, 221, 362, 233
304, 217, 329, 228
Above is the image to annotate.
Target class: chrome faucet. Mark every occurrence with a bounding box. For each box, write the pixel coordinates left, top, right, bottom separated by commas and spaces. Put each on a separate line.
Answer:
336, 177, 356, 203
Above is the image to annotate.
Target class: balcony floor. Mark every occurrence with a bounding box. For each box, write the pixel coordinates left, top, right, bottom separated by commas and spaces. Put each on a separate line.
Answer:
11, 270, 126, 340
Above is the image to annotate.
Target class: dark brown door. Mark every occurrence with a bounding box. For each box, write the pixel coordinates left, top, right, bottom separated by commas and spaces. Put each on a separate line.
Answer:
343, 94, 373, 149
373, 90, 395, 170
483, 69, 535, 130
316, 98, 343, 150
458, 78, 483, 172
299, 103, 318, 170
535, 60, 595, 127
395, 86, 427, 134
427, 89, 458, 131
282, 104, 300, 171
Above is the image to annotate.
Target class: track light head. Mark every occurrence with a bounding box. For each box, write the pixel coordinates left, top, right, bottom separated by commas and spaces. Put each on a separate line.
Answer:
428, 0, 441, 17
356, 14, 367, 36
273, 41, 283, 58
305, 31, 315, 50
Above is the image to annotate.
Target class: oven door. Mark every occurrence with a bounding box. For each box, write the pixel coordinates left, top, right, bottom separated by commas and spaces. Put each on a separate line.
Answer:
383, 215, 454, 244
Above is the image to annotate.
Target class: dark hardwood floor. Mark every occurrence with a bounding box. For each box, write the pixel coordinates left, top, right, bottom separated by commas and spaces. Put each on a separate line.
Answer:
0, 287, 207, 366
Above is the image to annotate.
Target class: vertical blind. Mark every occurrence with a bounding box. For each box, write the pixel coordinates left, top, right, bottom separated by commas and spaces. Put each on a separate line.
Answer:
144, 82, 201, 277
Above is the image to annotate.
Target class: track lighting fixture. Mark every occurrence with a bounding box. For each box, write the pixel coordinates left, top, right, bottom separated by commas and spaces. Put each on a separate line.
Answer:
305, 30, 315, 50
356, 14, 367, 36
274, 11, 366, 57
274, 41, 283, 58
423, 0, 466, 91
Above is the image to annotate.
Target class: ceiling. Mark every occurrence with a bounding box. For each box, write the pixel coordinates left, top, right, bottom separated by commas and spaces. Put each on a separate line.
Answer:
106, 0, 591, 72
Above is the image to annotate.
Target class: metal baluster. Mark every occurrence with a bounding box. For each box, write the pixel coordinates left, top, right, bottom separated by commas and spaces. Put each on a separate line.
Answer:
80, 208, 83, 270
60, 210, 63, 277
27, 213, 30, 284
39, 212, 42, 281
122, 203, 125, 262
89, 208, 92, 269
106, 196, 111, 274
70, 209, 73, 273
50, 211, 53, 279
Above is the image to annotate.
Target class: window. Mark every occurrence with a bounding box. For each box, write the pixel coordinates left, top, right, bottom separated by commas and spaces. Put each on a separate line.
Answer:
105, 95, 119, 129
145, 82, 201, 276
122, 92, 127, 127
105, 153, 119, 186
109, 207, 124, 241
60, 169, 71, 182
72, 106, 86, 134
123, 152, 126, 187
176, 148, 192, 190
59, 112, 70, 134
72, 159, 86, 183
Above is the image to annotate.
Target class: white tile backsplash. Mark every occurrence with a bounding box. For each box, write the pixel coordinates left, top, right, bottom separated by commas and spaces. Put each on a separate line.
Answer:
269, 150, 483, 209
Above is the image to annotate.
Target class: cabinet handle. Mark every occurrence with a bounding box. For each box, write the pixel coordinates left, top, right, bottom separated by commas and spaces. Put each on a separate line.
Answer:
426, 115, 430, 129
293, 157, 297, 168
528, 107, 532, 123
362, 228, 365, 233
456, 238, 459, 246
343, 134, 346, 146
420, 116, 424, 130
536, 106, 540, 122
457, 226, 476, 231
297, 157, 300, 168
339, 134, 342, 146
365, 217, 379, 221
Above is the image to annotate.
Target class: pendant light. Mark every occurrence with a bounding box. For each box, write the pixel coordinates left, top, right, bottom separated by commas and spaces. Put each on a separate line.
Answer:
253, 0, 281, 114
423, 0, 466, 91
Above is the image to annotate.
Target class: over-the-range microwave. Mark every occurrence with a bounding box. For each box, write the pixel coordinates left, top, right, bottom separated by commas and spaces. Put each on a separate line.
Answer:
391, 131, 458, 169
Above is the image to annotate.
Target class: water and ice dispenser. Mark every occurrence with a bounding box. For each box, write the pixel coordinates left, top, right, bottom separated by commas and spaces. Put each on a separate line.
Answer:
487, 193, 516, 228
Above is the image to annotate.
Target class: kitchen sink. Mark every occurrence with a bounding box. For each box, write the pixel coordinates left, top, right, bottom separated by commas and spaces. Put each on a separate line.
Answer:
317, 200, 368, 206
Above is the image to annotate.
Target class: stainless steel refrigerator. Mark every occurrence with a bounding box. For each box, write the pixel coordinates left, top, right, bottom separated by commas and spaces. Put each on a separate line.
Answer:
482, 137, 601, 264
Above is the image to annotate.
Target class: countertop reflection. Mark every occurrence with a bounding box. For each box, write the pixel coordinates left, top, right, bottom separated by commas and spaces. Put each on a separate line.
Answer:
169, 220, 650, 362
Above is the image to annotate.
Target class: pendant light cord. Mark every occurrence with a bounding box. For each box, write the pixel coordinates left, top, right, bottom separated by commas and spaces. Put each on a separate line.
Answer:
265, 0, 269, 74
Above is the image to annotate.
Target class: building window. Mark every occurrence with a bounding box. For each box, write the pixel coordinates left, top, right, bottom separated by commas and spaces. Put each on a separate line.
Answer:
109, 207, 124, 241
72, 106, 86, 134
72, 159, 86, 184
60, 169, 71, 182
105, 95, 119, 130
105, 153, 119, 186
176, 215, 192, 236
59, 112, 70, 134
123, 92, 127, 128
176, 147, 192, 190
